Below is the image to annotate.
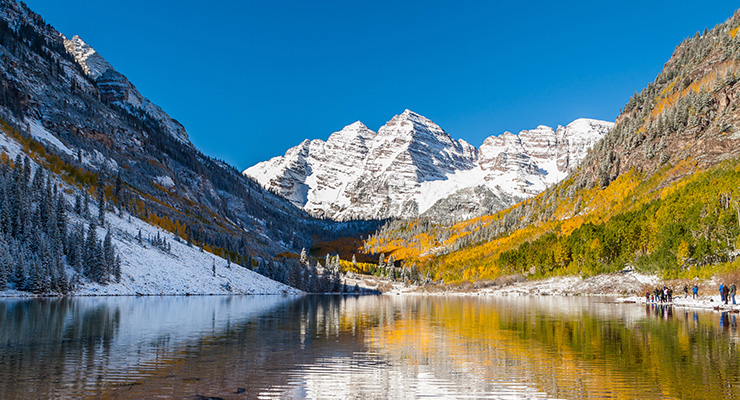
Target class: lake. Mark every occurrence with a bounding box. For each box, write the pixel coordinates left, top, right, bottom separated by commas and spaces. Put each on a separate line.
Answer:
0, 295, 738, 399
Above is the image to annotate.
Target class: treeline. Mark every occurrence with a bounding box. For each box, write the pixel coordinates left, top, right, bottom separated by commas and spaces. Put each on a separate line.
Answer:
255, 250, 343, 293
0, 154, 120, 294
496, 159, 740, 279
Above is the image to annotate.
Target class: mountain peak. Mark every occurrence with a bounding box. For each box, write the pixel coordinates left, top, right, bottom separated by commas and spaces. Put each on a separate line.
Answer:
396, 109, 430, 123
344, 120, 371, 131
63, 35, 112, 80
245, 111, 612, 220
380, 109, 450, 142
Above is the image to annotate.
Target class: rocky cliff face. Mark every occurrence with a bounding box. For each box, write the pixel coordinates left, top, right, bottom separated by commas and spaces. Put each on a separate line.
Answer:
245, 110, 613, 221
63, 35, 190, 143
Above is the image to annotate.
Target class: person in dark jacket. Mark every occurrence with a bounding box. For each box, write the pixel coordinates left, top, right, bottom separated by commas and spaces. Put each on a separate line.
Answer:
730, 283, 737, 305
722, 284, 730, 305
684, 285, 689, 298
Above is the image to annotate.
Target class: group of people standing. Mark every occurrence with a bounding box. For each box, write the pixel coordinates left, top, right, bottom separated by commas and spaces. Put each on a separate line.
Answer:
647, 286, 674, 303
719, 283, 737, 305
645, 283, 738, 305
646, 284, 700, 303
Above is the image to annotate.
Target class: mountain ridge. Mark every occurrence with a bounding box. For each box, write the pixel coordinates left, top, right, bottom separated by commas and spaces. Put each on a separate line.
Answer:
245, 110, 613, 222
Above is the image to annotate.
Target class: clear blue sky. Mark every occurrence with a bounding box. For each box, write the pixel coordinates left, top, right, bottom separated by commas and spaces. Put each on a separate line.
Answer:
24, 1, 740, 169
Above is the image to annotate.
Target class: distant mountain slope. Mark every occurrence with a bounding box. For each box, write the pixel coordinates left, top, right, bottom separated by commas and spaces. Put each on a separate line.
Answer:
245, 110, 612, 221
364, 9, 740, 283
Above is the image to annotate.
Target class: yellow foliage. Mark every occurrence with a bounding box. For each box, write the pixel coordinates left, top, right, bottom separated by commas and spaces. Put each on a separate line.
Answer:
652, 61, 738, 119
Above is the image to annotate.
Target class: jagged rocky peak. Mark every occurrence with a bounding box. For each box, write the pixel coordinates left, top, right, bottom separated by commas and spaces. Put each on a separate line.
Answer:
366, 110, 477, 182
245, 110, 613, 221
63, 35, 112, 79
380, 109, 476, 156
381, 109, 447, 139
325, 121, 375, 149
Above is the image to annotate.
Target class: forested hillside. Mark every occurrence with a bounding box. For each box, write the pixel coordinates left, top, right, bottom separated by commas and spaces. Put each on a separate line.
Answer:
0, 0, 381, 294
364, 10, 740, 283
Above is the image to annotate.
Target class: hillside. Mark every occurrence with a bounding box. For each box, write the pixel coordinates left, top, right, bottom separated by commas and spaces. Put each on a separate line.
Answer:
0, 0, 378, 295
363, 10, 740, 283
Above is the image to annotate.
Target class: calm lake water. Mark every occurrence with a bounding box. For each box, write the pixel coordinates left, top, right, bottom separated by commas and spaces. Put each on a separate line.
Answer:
0, 295, 738, 399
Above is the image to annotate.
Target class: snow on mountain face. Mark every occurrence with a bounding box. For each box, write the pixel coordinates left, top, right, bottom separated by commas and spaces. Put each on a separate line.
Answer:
62, 35, 190, 143
64, 35, 111, 79
246, 113, 613, 221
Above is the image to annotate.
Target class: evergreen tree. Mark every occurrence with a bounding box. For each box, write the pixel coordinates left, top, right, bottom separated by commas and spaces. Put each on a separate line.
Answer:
85, 224, 106, 283
11, 247, 26, 289
55, 194, 67, 249
103, 229, 114, 274
97, 180, 105, 226
114, 255, 121, 283
30, 245, 48, 293
94, 242, 107, 284
0, 244, 8, 290
74, 194, 81, 215
83, 192, 90, 219
114, 173, 122, 202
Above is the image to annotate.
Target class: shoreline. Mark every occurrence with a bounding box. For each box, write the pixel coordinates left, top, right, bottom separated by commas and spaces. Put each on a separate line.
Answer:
4, 270, 739, 314
346, 270, 740, 312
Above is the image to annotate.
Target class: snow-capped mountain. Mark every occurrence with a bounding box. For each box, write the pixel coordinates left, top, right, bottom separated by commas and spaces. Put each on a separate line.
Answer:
245, 110, 613, 221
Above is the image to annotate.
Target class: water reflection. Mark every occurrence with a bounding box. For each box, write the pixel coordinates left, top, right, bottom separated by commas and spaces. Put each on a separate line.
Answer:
0, 295, 738, 399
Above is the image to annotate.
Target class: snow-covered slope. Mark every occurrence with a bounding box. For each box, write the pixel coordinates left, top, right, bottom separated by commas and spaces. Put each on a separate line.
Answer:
74, 208, 300, 296
245, 111, 613, 221
0, 132, 297, 296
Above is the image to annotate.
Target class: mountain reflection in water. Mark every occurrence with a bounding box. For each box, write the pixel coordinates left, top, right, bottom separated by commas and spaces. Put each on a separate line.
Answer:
0, 295, 738, 399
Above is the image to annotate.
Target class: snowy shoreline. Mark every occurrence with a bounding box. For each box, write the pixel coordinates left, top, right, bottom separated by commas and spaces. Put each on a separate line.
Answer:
346, 271, 740, 313
4, 267, 739, 316
0, 291, 301, 298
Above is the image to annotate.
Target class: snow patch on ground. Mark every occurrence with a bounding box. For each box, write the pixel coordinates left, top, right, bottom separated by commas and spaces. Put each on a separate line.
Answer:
27, 119, 73, 155
154, 175, 175, 189
79, 148, 118, 172
0, 128, 22, 159
416, 167, 488, 213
